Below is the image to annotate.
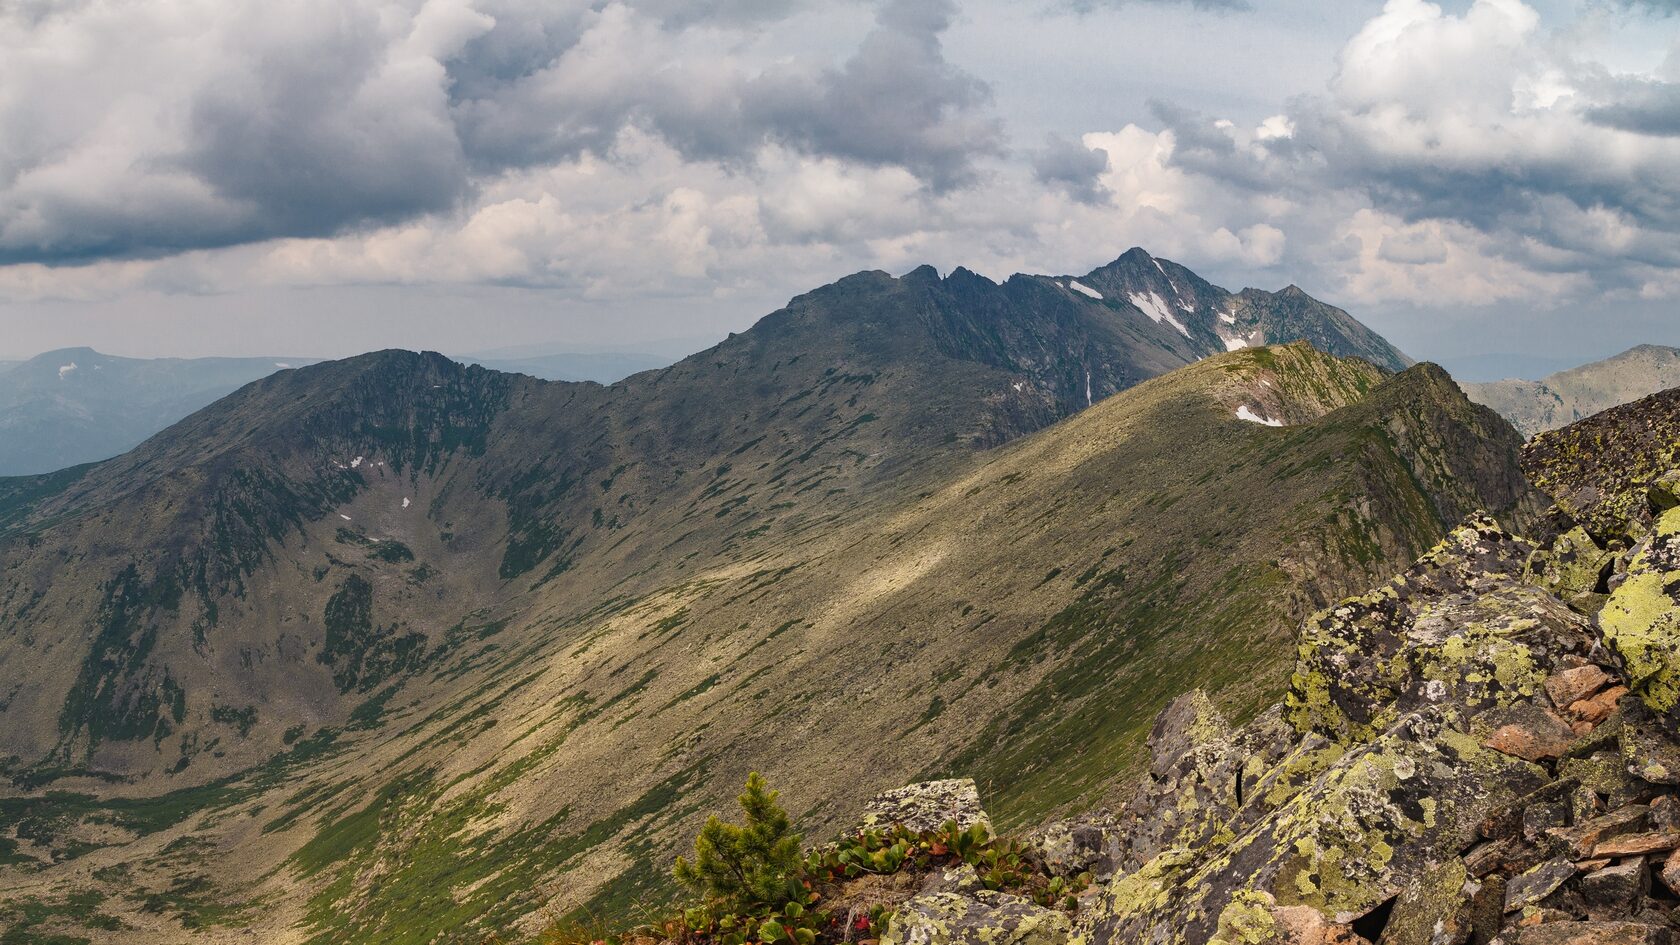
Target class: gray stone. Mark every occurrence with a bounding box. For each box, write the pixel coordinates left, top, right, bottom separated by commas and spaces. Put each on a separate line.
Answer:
1619, 701, 1680, 786
859, 779, 992, 836
920, 862, 984, 896
1378, 857, 1473, 945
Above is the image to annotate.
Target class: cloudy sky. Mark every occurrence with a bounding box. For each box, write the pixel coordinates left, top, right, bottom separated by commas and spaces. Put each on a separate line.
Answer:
0, 0, 1677, 376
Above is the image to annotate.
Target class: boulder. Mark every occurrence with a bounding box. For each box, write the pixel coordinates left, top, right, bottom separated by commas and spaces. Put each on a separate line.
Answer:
1527, 527, 1616, 613
1651, 471, 1680, 514
879, 891, 1071, 945
1590, 831, 1680, 858
1024, 812, 1122, 882
1199, 892, 1373, 945
1547, 805, 1648, 858
1078, 523, 1589, 945
1286, 517, 1594, 745
1651, 795, 1680, 831
1557, 753, 1646, 809
1618, 699, 1680, 785
1659, 848, 1680, 896
859, 779, 992, 836
1082, 705, 1546, 945
920, 862, 984, 897
1483, 703, 1579, 763
1522, 800, 1570, 843
1108, 696, 1299, 876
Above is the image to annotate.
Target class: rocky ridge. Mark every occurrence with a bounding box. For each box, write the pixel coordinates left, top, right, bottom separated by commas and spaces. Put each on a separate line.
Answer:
807, 388, 1680, 945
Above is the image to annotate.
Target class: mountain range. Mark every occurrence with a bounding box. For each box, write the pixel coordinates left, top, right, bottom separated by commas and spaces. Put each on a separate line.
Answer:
0, 249, 1561, 943
0, 346, 688, 478
1462, 344, 1680, 437
0, 349, 320, 476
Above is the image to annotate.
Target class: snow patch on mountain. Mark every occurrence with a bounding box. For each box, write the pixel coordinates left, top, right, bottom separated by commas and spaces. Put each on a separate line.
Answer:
1235, 405, 1283, 426
1129, 291, 1190, 337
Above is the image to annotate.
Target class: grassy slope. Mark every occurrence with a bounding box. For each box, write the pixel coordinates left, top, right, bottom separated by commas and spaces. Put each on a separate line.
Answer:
0, 346, 1531, 943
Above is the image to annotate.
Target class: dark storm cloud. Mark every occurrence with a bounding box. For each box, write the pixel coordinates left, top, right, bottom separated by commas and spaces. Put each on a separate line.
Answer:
0, 0, 994, 264
743, 0, 1002, 189
1032, 134, 1111, 204
627, 0, 817, 27
186, 13, 471, 243
451, 0, 998, 186
1586, 81, 1680, 137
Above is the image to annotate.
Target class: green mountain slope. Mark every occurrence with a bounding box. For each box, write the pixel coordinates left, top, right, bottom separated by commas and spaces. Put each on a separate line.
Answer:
0, 345, 1528, 944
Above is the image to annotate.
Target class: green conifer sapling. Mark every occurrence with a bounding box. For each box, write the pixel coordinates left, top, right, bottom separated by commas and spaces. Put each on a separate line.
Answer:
673, 772, 803, 911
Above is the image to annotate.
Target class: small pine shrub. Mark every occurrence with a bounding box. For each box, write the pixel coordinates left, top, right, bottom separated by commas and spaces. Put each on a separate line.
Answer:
674, 773, 805, 913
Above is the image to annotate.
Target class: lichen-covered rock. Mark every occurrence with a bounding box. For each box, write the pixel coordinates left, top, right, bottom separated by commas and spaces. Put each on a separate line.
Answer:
1577, 858, 1647, 915
921, 862, 985, 896
1081, 705, 1546, 945
1157, 890, 1376, 945
1104, 694, 1307, 882
1527, 527, 1616, 613
1075, 521, 1610, 945
1504, 858, 1577, 912
1599, 508, 1680, 717
880, 890, 1072, 945
1285, 516, 1594, 745
1547, 805, 1649, 859
860, 779, 992, 835
1376, 857, 1473, 945
1052, 414, 1680, 945
1481, 703, 1579, 762
1558, 753, 1647, 809
1617, 698, 1680, 785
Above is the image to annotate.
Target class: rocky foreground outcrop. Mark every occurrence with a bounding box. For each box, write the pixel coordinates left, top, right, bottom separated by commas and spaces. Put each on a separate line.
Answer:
873, 392, 1680, 945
